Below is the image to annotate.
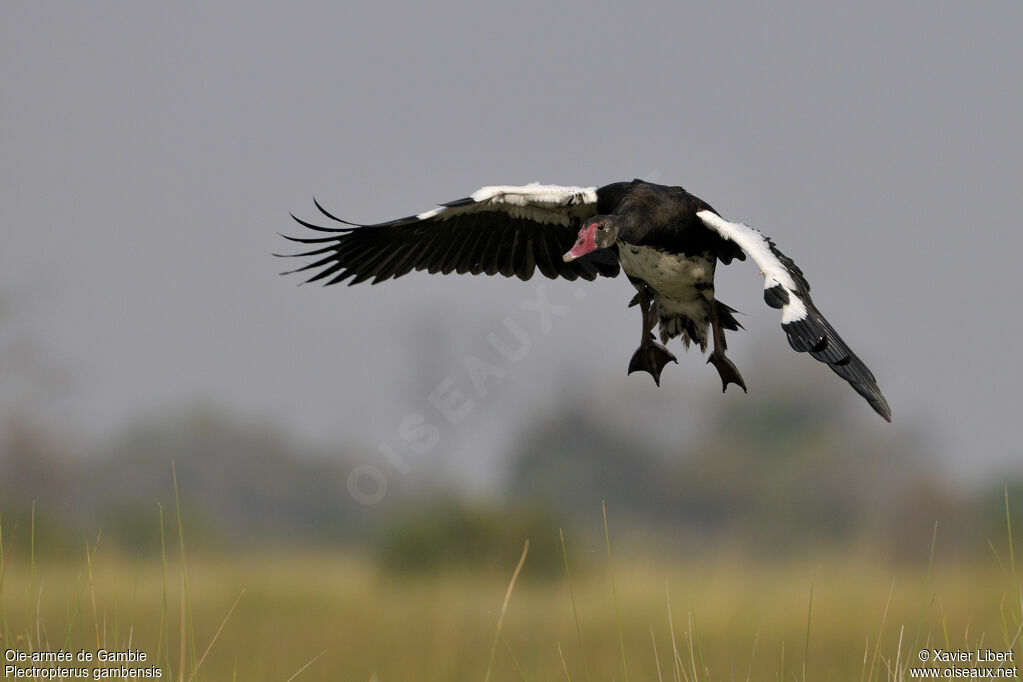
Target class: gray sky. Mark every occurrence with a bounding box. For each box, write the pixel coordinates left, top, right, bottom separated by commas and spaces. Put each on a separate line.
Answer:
3, 2, 1022, 488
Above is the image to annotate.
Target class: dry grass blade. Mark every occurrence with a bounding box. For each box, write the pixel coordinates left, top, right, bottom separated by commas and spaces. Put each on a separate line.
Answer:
666, 581, 688, 682
484, 538, 529, 682
745, 630, 759, 682
30, 502, 37, 648
86, 540, 100, 650
904, 522, 938, 680
650, 625, 664, 682
500, 632, 530, 682
560, 528, 591, 682
603, 501, 629, 682
866, 579, 895, 682
686, 611, 698, 682
0, 512, 8, 607
172, 461, 197, 681
179, 569, 187, 682
895, 624, 904, 682
802, 584, 813, 682
187, 589, 245, 682
558, 642, 573, 682
284, 650, 327, 682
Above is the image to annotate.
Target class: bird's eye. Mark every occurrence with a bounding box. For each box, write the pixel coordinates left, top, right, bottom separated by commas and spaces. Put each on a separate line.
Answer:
598, 225, 607, 232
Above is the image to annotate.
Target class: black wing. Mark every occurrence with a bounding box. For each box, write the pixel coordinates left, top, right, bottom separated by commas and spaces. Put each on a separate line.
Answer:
279, 183, 621, 285
697, 209, 891, 421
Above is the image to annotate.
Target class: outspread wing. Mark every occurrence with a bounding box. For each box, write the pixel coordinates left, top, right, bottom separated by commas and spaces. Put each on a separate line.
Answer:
279, 183, 621, 285
696, 210, 891, 421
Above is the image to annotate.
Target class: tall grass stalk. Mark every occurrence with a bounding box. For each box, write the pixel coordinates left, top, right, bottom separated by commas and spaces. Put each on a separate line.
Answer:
864, 579, 895, 682
156, 503, 171, 673
172, 462, 198, 679
187, 589, 245, 682
483, 538, 529, 682
744, 631, 759, 682
903, 522, 938, 679
687, 611, 701, 682
557, 641, 573, 682
1006, 487, 1023, 642
284, 650, 327, 682
603, 501, 629, 682
665, 581, 687, 682
0, 510, 9, 645
127, 554, 141, 649
30, 501, 36, 646
86, 538, 101, 649
500, 632, 530, 682
1007, 486, 1018, 586
559, 528, 591, 682
649, 625, 664, 682
802, 584, 813, 682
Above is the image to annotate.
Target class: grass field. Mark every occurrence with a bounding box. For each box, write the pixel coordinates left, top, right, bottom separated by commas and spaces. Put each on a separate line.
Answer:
2, 507, 1022, 682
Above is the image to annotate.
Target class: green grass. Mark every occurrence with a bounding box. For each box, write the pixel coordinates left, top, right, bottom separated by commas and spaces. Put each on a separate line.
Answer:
1, 506, 1022, 681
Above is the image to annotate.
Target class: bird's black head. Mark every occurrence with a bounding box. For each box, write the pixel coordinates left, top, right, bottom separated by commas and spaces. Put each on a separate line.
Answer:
562, 216, 620, 262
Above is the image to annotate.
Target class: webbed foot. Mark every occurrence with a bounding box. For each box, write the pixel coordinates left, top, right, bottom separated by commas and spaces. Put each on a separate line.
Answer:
707, 353, 747, 393
628, 342, 678, 387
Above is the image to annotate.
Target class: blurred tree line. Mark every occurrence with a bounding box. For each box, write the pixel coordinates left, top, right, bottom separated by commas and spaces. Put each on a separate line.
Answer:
0, 377, 1017, 572
1, 294, 1020, 573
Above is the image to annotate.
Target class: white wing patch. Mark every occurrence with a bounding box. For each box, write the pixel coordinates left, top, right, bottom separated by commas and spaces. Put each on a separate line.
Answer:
696, 210, 808, 323
390, 183, 597, 227
425, 182, 599, 226
414, 208, 442, 220
469, 182, 598, 207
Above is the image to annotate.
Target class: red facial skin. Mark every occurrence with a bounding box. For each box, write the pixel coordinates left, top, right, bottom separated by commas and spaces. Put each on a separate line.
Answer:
562, 222, 601, 262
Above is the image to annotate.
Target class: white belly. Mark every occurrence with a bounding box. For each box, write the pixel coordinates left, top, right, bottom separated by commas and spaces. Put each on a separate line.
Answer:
618, 245, 715, 300
618, 244, 717, 349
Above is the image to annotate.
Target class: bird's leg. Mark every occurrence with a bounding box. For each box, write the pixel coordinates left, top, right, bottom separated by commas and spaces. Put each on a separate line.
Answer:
706, 300, 747, 393
627, 283, 677, 386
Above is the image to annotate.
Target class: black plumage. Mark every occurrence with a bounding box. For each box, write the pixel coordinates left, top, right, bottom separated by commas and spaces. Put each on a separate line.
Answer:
280, 179, 891, 421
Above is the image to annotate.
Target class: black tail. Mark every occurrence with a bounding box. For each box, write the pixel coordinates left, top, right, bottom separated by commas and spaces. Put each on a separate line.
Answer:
715, 300, 743, 333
